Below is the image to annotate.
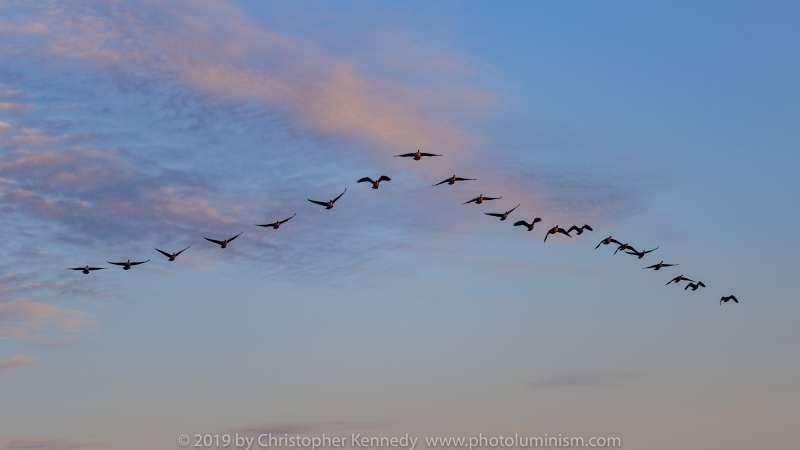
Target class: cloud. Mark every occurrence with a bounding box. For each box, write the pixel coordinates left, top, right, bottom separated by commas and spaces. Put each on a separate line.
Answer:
0, 355, 34, 374
0, 121, 11, 137
0, 299, 92, 340
0, 103, 35, 113
0, 437, 104, 449
528, 370, 642, 389
234, 421, 384, 435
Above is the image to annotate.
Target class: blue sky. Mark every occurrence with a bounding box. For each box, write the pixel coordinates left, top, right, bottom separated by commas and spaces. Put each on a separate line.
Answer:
1, 1, 799, 449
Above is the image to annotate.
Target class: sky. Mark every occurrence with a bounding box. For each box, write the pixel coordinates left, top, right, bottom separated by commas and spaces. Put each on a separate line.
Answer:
1, 1, 799, 449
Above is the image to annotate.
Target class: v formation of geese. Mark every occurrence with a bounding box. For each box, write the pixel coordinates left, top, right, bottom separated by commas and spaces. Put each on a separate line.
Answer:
67, 150, 738, 306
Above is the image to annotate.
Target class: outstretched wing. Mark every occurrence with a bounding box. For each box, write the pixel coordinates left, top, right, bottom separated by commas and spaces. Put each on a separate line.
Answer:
513, 220, 529, 227
568, 226, 580, 234
433, 178, 450, 186
582, 225, 593, 231
482, 196, 502, 201
68, 267, 86, 270
643, 264, 657, 269
662, 263, 678, 267
331, 189, 347, 204
307, 199, 329, 207
697, 281, 705, 287
226, 232, 243, 242
279, 213, 296, 224
394, 153, 415, 157
87, 267, 105, 271
609, 238, 623, 246
357, 177, 374, 184
595, 237, 612, 249
507, 204, 520, 214
485, 213, 504, 218
175, 246, 190, 256
462, 197, 478, 205
107, 261, 127, 266
644, 246, 659, 254
558, 229, 572, 237
256, 222, 277, 227
419, 153, 441, 157
204, 237, 224, 245
731, 295, 738, 303
155, 248, 172, 258
454, 177, 475, 182
130, 260, 149, 266
378, 175, 391, 182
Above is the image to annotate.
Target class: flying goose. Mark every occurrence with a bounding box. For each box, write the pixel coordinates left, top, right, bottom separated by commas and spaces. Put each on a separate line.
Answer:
155, 246, 190, 261
666, 275, 694, 285
684, 281, 706, 291
433, 175, 476, 186
107, 259, 149, 270
257, 214, 296, 229
643, 261, 678, 270
69, 265, 105, 274
513, 218, 542, 231
462, 194, 502, 205
357, 176, 391, 189
595, 236, 622, 249
394, 149, 441, 160
720, 295, 739, 305
613, 243, 637, 255
308, 189, 346, 209
567, 224, 593, 235
485, 204, 520, 221
625, 246, 659, 259
204, 232, 243, 249
544, 225, 572, 242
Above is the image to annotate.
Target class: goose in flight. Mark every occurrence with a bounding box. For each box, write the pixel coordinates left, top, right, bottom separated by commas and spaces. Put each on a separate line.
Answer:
485, 204, 520, 221
357, 176, 391, 189
462, 194, 502, 205
433, 175, 475, 186
567, 224, 593, 235
395, 149, 441, 160
108, 259, 149, 270
308, 189, 346, 209
514, 218, 542, 231
544, 225, 572, 242
155, 246, 190, 261
720, 295, 739, 305
595, 236, 622, 249
643, 261, 678, 270
257, 214, 296, 229
684, 281, 706, 291
613, 243, 636, 255
625, 246, 659, 259
69, 265, 105, 274
666, 274, 694, 285
204, 232, 243, 249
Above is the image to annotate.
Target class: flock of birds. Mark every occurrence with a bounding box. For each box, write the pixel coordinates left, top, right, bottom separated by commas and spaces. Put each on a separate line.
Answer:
69, 149, 739, 306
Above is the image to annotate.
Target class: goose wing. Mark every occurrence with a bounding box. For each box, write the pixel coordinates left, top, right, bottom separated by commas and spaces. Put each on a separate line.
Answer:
175, 246, 190, 256
454, 177, 475, 181
513, 220, 529, 227
609, 238, 623, 246
462, 197, 479, 205
394, 153, 416, 157
331, 189, 347, 204
595, 236, 612, 249
87, 267, 105, 271
155, 248, 172, 258
226, 232, 243, 242
482, 196, 502, 201
433, 178, 450, 186
279, 213, 296, 224
507, 204, 520, 214
107, 261, 127, 266
256, 221, 278, 227
204, 237, 225, 245
69, 267, 87, 270
582, 224, 593, 231
307, 199, 329, 207
485, 213, 504, 218
130, 260, 149, 266
378, 175, 391, 182
357, 177, 374, 184
419, 152, 441, 157
557, 228, 572, 237
568, 226, 580, 234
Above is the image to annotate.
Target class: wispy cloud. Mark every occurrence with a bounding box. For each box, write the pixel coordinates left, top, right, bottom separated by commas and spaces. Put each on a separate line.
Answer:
528, 370, 642, 389
0, 102, 35, 113
0, 437, 104, 449
0, 355, 34, 374
0, 298, 92, 340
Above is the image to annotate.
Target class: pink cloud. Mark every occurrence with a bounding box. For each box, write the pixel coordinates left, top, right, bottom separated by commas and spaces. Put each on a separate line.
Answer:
0, 355, 34, 374
0, 299, 92, 340
0, 437, 104, 449
0, 103, 35, 113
